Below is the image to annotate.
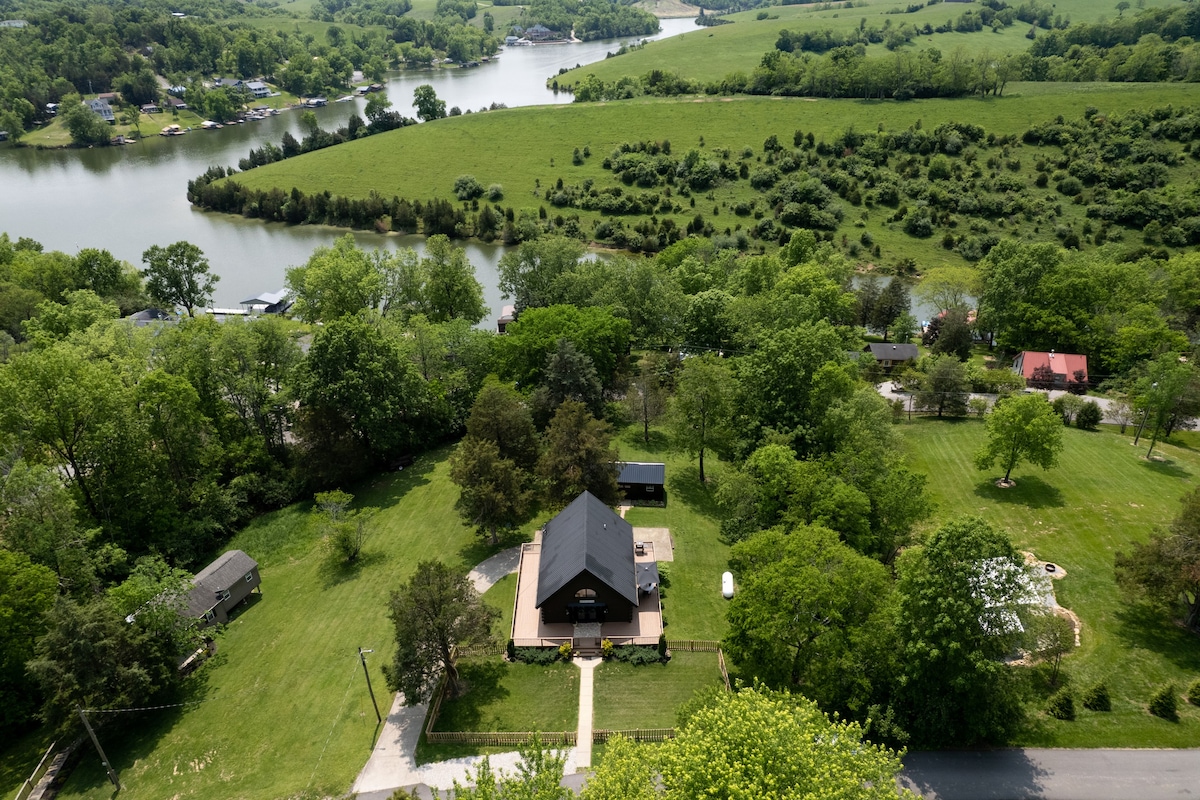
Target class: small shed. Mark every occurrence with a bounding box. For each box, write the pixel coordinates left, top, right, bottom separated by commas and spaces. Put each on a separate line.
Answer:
496, 304, 515, 334
616, 461, 665, 504
185, 550, 261, 627
536, 492, 638, 625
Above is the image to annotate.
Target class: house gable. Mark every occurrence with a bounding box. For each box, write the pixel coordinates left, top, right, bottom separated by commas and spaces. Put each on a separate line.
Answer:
536, 491, 637, 609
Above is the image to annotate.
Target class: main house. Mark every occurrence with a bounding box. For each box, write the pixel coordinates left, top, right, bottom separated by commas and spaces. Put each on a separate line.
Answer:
185, 550, 261, 626
536, 491, 645, 625
863, 342, 919, 371
1013, 350, 1088, 390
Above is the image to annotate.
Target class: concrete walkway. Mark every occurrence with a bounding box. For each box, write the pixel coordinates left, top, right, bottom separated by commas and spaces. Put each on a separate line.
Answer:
573, 657, 601, 770
352, 545, 588, 796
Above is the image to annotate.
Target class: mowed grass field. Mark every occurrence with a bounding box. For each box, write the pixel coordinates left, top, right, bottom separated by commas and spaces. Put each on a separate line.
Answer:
903, 419, 1200, 747
556, 0, 1187, 88
48, 447, 484, 800
1, 425, 729, 798
593, 651, 725, 729
230, 84, 1200, 273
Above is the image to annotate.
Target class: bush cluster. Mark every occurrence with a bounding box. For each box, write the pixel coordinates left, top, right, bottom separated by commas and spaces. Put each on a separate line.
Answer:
607, 645, 665, 665
1149, 684, 1178, 720
1082, 682, 1111, 712
1046, 689, 1075, 721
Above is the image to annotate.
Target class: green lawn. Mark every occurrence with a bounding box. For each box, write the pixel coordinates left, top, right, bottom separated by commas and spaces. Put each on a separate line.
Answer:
593, 651, 723, 729
902, 419, 1200, 747
51, 446, 496, 800
555, 0, 1183, 88
616, 425, 730, 642
431, 660, 579, 733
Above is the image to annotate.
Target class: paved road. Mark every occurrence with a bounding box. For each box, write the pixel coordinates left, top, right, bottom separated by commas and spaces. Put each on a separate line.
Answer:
900, 749, 1200, 800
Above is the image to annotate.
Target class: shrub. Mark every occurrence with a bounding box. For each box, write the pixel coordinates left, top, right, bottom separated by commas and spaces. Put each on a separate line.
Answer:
506, 638, 516, 660
1188, 678, 1200, 706
454, 174, 484, 200
513, 646, 561, 665
1149, 685, 1178, 720
658, 632, 668, 659
1075, 401, 1102, 430
1082, 682, 1111, 712
611, 645, 664, 665
601, 638, 614, 658
558, 641, 575, 661
1046, 689, 1075, 721
486, 183, 504, 201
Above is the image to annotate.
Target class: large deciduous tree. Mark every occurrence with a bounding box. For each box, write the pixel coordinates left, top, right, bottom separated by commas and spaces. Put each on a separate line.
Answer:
537, 400, 619, 507
383, 560, 497, 702
286, 234, 383, 323
973, 392, 1064, 483
418, 235, 487, 324
892, 516, 1029, 746
655, 685, 914, 800
141, 241, 218, 317
724, 526, 892, 713
532, 337, 605, 425
669, 352, 735, 483
497, 236, 585, 313
412, 84, 446, 121
1115, 486, 1200, 631
501, 304, 630, 389
464, 378, 540, 471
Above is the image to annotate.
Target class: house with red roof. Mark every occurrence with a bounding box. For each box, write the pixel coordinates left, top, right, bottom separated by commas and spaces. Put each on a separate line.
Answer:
1013, 350, 1088, 391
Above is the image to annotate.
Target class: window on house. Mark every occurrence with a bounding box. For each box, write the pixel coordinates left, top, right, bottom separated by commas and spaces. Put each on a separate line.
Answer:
220, 589, 231, 601
646, 485, 654, 493
575, 588, 596, 599
204, 610, 215, 622
245, 572, 254, 582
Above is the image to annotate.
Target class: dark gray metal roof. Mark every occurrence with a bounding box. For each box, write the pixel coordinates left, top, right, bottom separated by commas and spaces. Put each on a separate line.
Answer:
617, 462, 665, 486
184, 550, 257, 616
536, 492, 637, 608
866, 343, 919, 361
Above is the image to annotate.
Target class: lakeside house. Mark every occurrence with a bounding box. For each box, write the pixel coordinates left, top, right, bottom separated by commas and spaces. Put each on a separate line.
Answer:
496, 304, 516, 334
185, 550, 261, 627
1013, 350, 1088, 390
239, 289, 294, 315
141, 102, 161, 114
165, 96, 188, 111
245, 80, 270, 99
85, 98, 115, 123
863, 342, 919, 371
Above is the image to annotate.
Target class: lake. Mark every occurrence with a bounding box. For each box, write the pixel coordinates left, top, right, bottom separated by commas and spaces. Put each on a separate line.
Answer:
0, 17, 696, 318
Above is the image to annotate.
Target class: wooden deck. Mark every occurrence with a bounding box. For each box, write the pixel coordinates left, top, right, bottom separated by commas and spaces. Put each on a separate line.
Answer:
511, 540, 664, 648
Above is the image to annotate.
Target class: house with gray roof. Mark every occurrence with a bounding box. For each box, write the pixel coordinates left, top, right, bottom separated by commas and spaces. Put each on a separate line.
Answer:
536, 492, 638, 625
185, 550, 261, 626
864, 342, 919, 370
85, 98, 115, 124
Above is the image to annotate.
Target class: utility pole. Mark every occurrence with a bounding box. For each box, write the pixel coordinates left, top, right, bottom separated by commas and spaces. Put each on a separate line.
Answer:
77, 708, 120, 790
358, 648, 382, 724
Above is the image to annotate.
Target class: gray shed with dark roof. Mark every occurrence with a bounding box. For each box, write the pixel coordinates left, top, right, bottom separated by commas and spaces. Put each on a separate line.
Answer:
185, 550, 260, 626
616, 461, 665, 504
536, 492, 637, 624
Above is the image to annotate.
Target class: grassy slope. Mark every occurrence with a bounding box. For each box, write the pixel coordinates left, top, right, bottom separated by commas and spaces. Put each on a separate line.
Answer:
556, 0, 1186, 88
903, 419, 1200, 747
230, 84, 1200, 273
54, 447, 485, 800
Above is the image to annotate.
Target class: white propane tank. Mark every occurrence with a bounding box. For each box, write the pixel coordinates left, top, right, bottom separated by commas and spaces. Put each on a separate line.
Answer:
722, 571, 734, 599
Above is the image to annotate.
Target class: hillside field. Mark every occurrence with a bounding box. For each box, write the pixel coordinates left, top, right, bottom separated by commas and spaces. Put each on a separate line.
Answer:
226, 84, 1200, 271
554, 0, 1187, 89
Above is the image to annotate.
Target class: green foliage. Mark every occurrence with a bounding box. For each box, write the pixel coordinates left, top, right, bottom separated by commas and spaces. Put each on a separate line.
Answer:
1046, 689, 1075, 721
580, 734, 657, 800
1082, 682, 1112, 712
140, 241, 218, 317
450, 436, 532, 545
454, 174, 485, 201
724, 526, 892, 715
557, 641, 574, 660
1187, 678, 1200, 706
451, 733, 570, 799
501, 304, 630, 389
384, 560, 498, 703
512, 646, 563, 665
413, 84, 447, 122
608, 645, 663, 665
1115, 486, 1200, 631
1075, 400, 1102, 430
1148, 684, 1178, 720
668, 352, 736, 483
0, 550, 56, 734
286, 234, 384, 322
28, 595, 182, 736
974, 392, 1065, 482
313, 490, 376, 563
916, 356, 971, 418
893, 516, 1028, 746
537, 400, 620, 507
659, 684, 913, 800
